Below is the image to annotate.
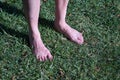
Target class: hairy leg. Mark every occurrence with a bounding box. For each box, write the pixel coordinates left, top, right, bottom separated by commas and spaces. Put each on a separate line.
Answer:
55, 0, 84, 44
23, 0, 53, 61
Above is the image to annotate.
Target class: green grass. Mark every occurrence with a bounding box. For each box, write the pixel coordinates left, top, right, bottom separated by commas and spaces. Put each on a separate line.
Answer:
0, 0, 120, 80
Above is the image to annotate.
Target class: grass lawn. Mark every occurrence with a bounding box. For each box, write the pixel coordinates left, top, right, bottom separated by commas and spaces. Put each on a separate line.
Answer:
0, 0, 120, 79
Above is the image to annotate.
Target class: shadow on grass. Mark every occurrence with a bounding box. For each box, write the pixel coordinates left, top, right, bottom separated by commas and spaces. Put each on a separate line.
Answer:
0, 1, 23, 15
0, 23, 30, 46
0, 1, 54, 46
0, 1, 54, 28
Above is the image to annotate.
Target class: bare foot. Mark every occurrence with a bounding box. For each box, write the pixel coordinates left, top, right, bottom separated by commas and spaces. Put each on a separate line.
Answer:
29, 32, 53, 61
54, 22, 84, 45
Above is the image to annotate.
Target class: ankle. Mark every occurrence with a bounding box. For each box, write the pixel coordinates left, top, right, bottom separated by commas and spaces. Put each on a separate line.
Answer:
29, 29, 40, 38
29, 31, 44, 46
54, 19, 66, 25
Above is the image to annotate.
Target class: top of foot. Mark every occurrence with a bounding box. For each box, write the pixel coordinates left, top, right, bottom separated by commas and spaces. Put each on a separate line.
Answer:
54, 22, 84, 45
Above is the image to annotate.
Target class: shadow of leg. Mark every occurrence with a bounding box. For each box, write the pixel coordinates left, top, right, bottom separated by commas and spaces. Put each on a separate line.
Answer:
0, 23, 30, 46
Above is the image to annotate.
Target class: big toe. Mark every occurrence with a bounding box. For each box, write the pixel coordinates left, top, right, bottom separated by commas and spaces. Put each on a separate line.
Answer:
77, 36, 84, 44
47, 53, 53, 61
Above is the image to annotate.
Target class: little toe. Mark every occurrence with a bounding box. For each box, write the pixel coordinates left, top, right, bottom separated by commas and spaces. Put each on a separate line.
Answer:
36, 55, 39, 60
39, 57, 43, 61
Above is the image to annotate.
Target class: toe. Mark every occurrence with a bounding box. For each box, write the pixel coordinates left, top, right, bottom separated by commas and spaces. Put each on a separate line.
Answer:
36, 54, 42, 61
48, 54, 53, 61
44, 57, 47, 61
36, 55, 44, 61
41, 56, 46, 61
39, 57, 43, 61
36, 55, 39, 60
43, 56, 47, 61
77, 37, 84, 44
77, 34, 84, 44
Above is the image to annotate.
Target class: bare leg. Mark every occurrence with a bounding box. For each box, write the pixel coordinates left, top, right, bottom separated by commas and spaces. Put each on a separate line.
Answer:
23, 0, 53, 61
55, 0, 84, 44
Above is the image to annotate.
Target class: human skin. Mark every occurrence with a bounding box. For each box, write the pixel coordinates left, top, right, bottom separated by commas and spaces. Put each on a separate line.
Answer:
23, 0, 84, 61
